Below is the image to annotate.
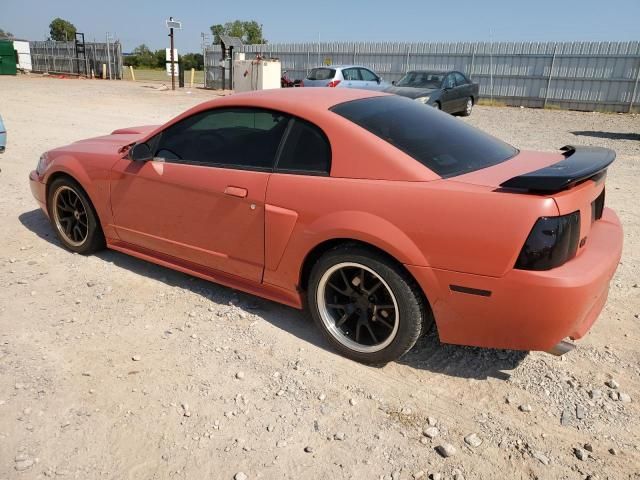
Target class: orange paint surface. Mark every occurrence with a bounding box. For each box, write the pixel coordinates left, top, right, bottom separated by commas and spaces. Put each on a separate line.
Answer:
29, 88, 623, 352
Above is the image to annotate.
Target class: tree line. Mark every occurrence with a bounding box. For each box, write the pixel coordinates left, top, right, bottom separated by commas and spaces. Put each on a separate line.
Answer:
2, 17, 267, 71
123, 45, 204, 70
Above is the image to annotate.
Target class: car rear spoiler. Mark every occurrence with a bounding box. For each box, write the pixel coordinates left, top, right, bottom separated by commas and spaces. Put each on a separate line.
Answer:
500, 145, 615, 193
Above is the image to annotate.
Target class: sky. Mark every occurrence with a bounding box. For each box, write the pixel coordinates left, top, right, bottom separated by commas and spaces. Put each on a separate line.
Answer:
2, 0, 639, 53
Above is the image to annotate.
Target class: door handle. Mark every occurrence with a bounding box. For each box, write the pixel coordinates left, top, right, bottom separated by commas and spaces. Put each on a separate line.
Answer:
224, 186, 248, 198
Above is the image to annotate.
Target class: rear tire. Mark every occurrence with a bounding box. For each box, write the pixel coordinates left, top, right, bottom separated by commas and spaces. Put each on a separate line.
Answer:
47, 177, 105, 255
308, 245, 430, 364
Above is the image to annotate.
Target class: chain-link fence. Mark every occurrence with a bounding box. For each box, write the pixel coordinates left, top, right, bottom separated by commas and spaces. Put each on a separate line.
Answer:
29, 41, 123, 79
205, 41, 640, 112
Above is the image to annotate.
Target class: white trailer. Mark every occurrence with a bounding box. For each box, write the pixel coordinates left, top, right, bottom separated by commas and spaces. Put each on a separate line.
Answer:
13, 40, 32, 71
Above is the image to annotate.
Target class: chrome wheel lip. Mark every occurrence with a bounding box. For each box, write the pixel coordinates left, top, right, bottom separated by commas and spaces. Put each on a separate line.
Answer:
52, 185, 88, 247
466, 98, 473, 114
316, 262, 399, 354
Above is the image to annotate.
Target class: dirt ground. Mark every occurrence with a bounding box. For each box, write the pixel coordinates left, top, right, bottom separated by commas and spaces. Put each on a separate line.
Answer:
0, 75, 638, 480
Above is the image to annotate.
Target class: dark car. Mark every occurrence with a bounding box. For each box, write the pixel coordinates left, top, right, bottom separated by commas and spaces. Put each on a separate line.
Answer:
384, 70, 479, 116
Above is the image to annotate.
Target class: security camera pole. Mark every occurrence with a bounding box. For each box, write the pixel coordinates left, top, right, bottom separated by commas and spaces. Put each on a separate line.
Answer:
166, 17, 182, 91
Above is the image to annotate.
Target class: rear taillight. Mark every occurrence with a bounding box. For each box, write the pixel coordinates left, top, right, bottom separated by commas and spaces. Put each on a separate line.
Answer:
591, 188, 605, 223
327, 80, 341, 87
515, 211, 581, 271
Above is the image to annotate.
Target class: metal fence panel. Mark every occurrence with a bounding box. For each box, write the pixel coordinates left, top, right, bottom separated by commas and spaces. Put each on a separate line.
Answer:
205, 41, 640, 112
29, 41, 123, 79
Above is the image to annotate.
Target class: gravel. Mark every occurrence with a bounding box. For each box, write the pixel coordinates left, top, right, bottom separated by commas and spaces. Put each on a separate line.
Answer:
423, 427, 439, 439
463, 433, 482, 448
1, 76, 638, 480
435, 443, 457, 458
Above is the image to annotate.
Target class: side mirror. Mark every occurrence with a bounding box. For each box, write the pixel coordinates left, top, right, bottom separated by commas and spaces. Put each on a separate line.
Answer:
130, 142, 153, 162
376, 77, 381, 84
392, 80, 396, 86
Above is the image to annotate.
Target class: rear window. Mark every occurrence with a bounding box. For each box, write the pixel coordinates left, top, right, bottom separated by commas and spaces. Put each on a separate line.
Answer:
276, 119, 331, 174
331, 96, 517, 178
307, 68, 336, 81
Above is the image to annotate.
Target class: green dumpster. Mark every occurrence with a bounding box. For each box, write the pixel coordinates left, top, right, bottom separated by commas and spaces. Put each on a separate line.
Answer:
0, 40, 17, 75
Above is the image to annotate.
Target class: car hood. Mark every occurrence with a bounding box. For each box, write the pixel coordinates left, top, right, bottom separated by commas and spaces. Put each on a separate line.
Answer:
383, 86, 437, 99
52, 125, 160, 155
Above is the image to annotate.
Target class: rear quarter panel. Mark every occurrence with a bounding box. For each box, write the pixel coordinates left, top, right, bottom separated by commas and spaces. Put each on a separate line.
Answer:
264, 174, 559, 293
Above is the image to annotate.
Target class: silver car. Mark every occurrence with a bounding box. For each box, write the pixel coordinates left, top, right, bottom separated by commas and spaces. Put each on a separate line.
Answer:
302, 65, 388, 91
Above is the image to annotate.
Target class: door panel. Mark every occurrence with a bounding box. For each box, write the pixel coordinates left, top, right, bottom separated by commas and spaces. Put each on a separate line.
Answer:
358, 68, 381, 90
341, 68, 362, 88
440, 74, 457, 112
110, 159, 269, 282
453, 72, 470, 111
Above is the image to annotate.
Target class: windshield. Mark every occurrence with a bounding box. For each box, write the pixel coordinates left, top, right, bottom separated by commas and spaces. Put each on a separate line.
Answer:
331, 96, 518, 178
307, 68, 336, 81
396, 71, 444, 88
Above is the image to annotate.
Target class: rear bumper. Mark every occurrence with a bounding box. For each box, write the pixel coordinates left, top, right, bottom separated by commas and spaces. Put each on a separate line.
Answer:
29, 170, 48, 215
407, 208, 623, 351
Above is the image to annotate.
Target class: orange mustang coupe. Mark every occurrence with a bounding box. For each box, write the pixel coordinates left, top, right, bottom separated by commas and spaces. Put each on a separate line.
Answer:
29, 88, 622, 364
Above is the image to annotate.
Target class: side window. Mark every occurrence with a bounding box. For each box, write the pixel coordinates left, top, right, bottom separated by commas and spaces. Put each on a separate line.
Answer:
276, 119, 331, 174
342, 68, 361, 81
443, 74, 455, 89
454, 72, 468, 86
155, 108, 290, 169
359, 68, 378, 82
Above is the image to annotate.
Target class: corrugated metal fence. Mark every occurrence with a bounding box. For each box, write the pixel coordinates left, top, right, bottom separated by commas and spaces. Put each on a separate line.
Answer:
205, 41, 640, 112
29, 41, 123, 79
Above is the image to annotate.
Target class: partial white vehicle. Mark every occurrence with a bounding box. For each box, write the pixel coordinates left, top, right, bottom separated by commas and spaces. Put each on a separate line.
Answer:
0, 115, 6, 153
302, 65, 389, 91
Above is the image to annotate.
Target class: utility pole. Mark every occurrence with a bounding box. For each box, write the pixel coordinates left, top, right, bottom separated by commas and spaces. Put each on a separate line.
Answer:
169, 19, 175, 90
166, 17, 182, 91
489, 28, 494, 106
106, 32, 112, 80
201, 32, 211, 87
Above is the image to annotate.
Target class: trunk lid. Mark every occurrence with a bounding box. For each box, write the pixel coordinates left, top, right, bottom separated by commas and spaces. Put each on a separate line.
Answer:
453, 146, 613, 260
383, 86, 437, 99
452, 146, 614, 194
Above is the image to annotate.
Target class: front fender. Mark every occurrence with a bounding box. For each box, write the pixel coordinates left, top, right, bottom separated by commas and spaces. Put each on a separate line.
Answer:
43, 153, 117, 239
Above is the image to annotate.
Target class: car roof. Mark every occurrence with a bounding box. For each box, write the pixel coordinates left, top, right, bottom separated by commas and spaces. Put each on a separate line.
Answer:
148, 88, 389, 140
311, 65, 370, 70
407, 70, 448, 74
195, 88, 388, 113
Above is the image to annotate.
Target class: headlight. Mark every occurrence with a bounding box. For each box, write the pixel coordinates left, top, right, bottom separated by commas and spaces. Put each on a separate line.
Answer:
414, 96, 430, 104
36, 152, 49, 175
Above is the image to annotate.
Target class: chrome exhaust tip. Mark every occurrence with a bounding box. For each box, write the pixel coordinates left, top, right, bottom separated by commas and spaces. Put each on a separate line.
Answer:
546, 340, 576, 356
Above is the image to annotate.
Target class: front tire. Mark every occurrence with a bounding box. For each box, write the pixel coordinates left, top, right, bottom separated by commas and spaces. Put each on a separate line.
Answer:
460, 97, 473, 116
47, 177, 105, 254
308, 245, 430, 364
